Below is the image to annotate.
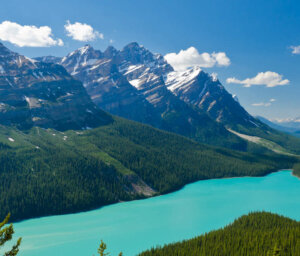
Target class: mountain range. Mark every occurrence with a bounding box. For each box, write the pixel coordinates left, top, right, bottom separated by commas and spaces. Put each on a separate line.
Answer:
0, 42, 299, 221
37, 42, 300, 154
260, 116, 300, 136
37, 43, 245, 150
257, 116, 300, 134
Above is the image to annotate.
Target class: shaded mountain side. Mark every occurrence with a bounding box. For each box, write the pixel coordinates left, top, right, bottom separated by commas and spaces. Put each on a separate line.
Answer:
0, 117, 297, 221
0, 42, 112, 130
294, 131, 300, 138
139, 212, 300, 256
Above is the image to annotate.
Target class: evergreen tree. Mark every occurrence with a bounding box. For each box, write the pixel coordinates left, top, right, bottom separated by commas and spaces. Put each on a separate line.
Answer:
97, 240, 110, 256
0, 214, 21, 256
96, 240, 122, 256
139, 212, 300, 256
268, 244, 281, 256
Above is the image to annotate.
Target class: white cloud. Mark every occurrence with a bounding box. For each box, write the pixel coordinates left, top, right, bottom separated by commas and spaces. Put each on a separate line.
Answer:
252, 98, 276, 107
226, 71, 289, 88
0, 21, 63, 47
291, 45, 300, 54
272, 117, 300, 123
64, 21, 104, 42
252, 102, 271, 107
164, 47, 231, 71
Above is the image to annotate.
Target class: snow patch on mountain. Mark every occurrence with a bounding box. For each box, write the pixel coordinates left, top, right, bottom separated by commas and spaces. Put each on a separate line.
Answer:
0, 65, 4, 74
129, 79, 142, 88
123, 65, 144, 75
165, 66, 202, 92
232, 94, 239, 103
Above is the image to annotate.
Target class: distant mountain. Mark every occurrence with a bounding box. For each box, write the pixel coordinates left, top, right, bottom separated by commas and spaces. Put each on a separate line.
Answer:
272, 117, 300, 130
257, 116, 300, 138
37, 42, 300, 154
0, 43, 112, 130
257, 116, 298, 133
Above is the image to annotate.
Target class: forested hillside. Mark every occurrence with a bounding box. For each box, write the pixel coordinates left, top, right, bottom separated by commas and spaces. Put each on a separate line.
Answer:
0, 117, 298, 221
139, 212, 300, 256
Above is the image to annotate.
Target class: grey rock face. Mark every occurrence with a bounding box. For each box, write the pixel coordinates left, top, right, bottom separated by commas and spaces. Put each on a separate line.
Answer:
57, 45, 162, 126
54, 43, 246, 149
165, 67, 261, 129
0, 43, 112, 130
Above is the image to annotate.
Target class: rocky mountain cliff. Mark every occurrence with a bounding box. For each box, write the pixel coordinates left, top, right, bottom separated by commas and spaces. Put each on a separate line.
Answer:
37, 42, 300, 153
0, 43, 112, 130
165, 67, 260, 128
43, 43, 245, 149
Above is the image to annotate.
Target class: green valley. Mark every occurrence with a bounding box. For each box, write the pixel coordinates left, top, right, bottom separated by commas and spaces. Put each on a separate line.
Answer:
0, 116, 298, 222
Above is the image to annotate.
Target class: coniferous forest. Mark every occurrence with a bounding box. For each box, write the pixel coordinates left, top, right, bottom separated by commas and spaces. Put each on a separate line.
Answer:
0, 117, 298, 222
139, 212, 300, 256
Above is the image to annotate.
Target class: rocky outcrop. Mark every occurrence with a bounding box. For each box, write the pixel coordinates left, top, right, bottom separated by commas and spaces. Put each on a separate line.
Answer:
165, 67, 261, 129
0, 43, 112, 130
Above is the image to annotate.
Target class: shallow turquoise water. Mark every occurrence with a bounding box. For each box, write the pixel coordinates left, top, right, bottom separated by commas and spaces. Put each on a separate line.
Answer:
12, 170, 300, 256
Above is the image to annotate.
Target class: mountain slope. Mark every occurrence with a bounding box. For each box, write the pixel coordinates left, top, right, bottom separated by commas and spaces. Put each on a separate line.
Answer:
41, 44, 248, 150
164, 67, 260, 128
139, 212, 300, 256
163, 65, 300, 154
38, 42, 300, 154
61, 45, 163, 127
0, 43, 111, 130
0, 117, 297, 222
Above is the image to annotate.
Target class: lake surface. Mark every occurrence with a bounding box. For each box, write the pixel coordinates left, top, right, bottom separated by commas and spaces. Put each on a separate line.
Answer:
12, 170, 300, 256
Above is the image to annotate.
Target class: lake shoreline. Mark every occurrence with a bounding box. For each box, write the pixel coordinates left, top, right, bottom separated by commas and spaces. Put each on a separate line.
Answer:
291, 170, 300, 179
14, 168, 293, 224
14, 170, 300, 256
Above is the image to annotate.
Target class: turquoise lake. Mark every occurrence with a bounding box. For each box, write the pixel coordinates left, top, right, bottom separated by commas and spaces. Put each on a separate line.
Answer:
12, 170, 300, 256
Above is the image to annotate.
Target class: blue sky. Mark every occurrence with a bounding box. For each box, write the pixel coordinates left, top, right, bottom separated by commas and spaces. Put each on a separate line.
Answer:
0, 0, 299, 120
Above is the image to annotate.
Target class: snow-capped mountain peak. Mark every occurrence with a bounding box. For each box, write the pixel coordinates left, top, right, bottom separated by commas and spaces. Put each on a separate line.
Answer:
61, 44, 103, 75
46, 42, 261, 131
79, 44, 93, 55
